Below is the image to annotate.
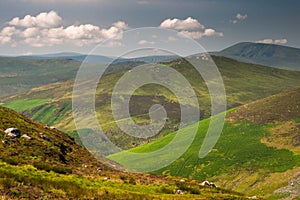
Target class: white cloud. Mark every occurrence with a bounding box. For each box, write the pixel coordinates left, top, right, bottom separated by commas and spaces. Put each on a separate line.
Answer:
138, 40, 155, 45
1, 27, 17, 37
236, 13, 247, 20
112, 21, 129, 30
203, 29, 223, 37
64, 24, 100, 40
21, 27, 40, 38
178, 28, 223, 40
0, 27, 18, 45
274, 38, 288, 44
256, 39, 273, 44
100, 25, 125, 40
160, 17, 204, 30
230, 13, 247, 24
178, 31, 202, 39
0, 36, 12, 44
160, 17, 223, 40
256, 38, 288, 44
1, 11, 128, 47
8, 11, 62, 28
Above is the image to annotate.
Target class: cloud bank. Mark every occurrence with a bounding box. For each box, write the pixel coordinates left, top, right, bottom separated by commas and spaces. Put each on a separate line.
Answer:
0, 13, 223, 48
0, 11, 128, 47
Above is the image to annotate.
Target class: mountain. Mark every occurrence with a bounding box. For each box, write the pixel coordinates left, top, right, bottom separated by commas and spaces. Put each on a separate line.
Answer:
3, 55, 300, 151
109, 88, 300, 199
0, 54, 181, 98
0, 57, 81, 98
19, 52, 83, 58
0, 106, 248, 199
0, 56, 149, 98
18, 52, 178, 64
19, 52, 114, 63
216, 42, 300, 70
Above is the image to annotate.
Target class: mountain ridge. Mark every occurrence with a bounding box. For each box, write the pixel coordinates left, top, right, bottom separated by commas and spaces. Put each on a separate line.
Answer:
216, 42, 300, 70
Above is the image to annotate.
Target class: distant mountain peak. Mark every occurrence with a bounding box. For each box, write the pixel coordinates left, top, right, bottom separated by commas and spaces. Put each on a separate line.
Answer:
216, 42, 300, 70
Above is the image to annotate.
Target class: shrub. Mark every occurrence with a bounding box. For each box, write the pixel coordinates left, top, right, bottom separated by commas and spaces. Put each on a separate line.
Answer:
120, 175, 127, 182
52, 166, 72, 174
0, 178, 15, 189
159, 186, 174, 194
33, 163, 52, 172
1, 157, 18, 166
128, 177, 136, 185
188, 187, 201, 194
33, 162, 72, 174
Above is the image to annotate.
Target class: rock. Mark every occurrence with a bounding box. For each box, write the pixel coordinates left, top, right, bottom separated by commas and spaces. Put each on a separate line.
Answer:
210, 183, 217, 188
2, 140, 9, 145
201, 180, 217, 187
175, 189, 183, 194
97, 167, 102, 172
21, 134, 32, 140
82, 164, 88, 168
201, 180, 210, 186
4, 128, 21, 138
40, 133, 50, 142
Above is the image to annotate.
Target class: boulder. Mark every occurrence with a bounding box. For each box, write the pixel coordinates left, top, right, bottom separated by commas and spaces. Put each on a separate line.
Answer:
39, 133, 50, 142
175, 189, 184, 194
21, 134, 33, 140
4, 128, 21, 138
2, 140, 9, 145
201, 180, 217, 187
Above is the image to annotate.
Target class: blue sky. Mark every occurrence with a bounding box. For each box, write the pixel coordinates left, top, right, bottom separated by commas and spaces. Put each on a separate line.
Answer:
0, 0, 299, 55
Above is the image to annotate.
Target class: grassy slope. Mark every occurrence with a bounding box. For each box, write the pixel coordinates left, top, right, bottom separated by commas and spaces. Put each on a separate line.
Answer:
0, 57, 82, 98
109, 88, 300, 199
2, 56, 300, 150
2, 98, 50, 113
0, 106, 247, 199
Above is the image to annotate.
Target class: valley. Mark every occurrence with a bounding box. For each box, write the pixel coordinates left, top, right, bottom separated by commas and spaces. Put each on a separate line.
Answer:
1, 42, 299, 199
109, 88, 300, 199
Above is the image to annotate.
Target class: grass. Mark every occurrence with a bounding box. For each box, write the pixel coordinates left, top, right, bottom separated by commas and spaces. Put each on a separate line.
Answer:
0, 105, 249, 199
0, 57, 81, 98
3, 98, 50, 113
109, 119, 300, 178
109, 88, 300, 197
0, 161, 248, 199
109, 118, 300, 198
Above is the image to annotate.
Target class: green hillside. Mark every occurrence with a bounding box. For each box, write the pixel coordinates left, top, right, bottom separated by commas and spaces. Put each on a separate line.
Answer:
0, 57, 82, 98
109, 88, 300, 199
0, 57, 144, 99
0, 106, 248, 199
3, 56, 300, 150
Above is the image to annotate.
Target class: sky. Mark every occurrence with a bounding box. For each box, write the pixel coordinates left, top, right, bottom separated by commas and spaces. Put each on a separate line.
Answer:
0, 0, 299, 56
